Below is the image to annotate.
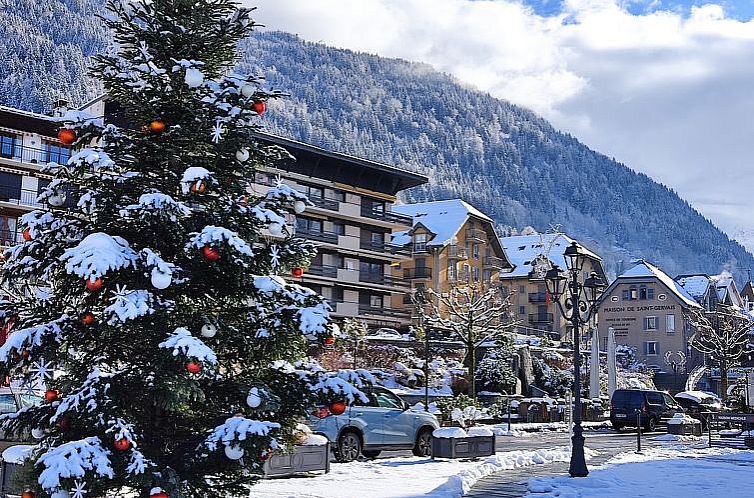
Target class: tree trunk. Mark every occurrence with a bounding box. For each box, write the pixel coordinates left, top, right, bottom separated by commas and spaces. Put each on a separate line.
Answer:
720, 361, 729, 402
468, 325, 476, 400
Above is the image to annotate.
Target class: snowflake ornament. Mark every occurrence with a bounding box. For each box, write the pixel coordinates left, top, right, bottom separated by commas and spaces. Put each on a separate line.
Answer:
30, 360, 54, 381
211, 120, 225, 143
72, 480, 88, 498
269, 244, 281, 268
22, 379, 38, 397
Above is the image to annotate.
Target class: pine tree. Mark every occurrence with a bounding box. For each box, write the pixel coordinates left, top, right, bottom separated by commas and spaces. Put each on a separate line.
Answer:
0, 1, 371, 497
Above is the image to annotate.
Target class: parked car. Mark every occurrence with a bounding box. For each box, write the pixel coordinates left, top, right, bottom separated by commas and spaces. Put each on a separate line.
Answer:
674, 391, 723, 428
0, 387, 43, 452
307, 386, 439, 462
610, 388, 684, 432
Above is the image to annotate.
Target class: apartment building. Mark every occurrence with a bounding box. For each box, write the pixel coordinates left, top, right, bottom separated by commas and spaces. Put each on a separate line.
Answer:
500, 233, 607, 340
390, 199, 513, 314
0, 105, 71, 249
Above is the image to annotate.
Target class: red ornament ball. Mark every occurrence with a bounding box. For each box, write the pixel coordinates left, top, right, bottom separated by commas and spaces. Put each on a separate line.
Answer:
80, 312, 96, 327
260, 448, 274, 461
190, 181, 206, 194
252, 100, 266, 115
291, 267, 304, 278
149, 119, 166, 133
201, 246, 220, 262
329, 401, 347, 416
21, 491, 35, 498
151, 493, 169, 498
323, 336, 335, 346
114, 438, 132, 451
57, 128, 76, 145
85, 277, 103, 293
22, 228, 32, 241
44, 389, 59, 403
186, 361, 202, 374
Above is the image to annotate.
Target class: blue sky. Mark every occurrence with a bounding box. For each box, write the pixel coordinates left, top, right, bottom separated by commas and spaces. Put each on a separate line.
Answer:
521, 0, 754, 19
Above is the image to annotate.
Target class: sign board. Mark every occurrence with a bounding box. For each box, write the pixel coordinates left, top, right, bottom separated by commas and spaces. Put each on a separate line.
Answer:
717, 413, 754, 424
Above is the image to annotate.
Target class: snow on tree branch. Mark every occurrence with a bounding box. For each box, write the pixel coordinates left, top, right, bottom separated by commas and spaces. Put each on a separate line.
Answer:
104, 287, 161, 325
37, 437, 114, 491
205, 416, 280, 452
187, 226, 253, 257
159, 328, 217, 364
119, 193, 192, 221
61, 232, 139, 280
0, 316, 69, 362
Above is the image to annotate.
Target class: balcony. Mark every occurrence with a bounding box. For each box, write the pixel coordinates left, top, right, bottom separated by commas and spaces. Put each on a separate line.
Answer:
359, 272, 410, 288
0, 228, 24, 247
528, 292, 548, 303
306, 264, 338, 278
412, 243, 429, 254
403, 267, 432, 280
0, 185, 45, 209
529, 313, 554, 325
0, 144, 71, 167
297, 192, 340, 211
295, 228, 339, 244
447, 244, 467, 260
359, 240, 410, 255
358, 304, 411, 319
465, 228, 486, 242
361, 207, 413, 226
484, 256, 504, 268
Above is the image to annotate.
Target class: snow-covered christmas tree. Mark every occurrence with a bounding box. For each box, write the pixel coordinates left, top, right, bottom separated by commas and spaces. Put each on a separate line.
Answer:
0, 1, 371, 497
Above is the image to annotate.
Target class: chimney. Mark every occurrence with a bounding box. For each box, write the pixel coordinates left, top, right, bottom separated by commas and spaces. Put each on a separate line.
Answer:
51, 99, 69, 118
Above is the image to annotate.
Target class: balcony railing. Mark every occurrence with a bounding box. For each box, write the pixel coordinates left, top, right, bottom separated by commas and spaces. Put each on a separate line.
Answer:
412, 243, 429, 254
403, 267, 432, 280
359, 272, 410, 288
465, 228, 486, 242
528, 292, 548, 303
529, 313, 554, 324
295, 228, 339, 244
447, 244, 467, 259
0, 185, 45, 209
484, 256, 504, 268
361, 207, 413, 225
306, 264, 338, 278
359, 240, 409, 255
0, 144, 71, 166
0, 228, 25, 247
307, 195, 340, 211
358, 304, 411, 319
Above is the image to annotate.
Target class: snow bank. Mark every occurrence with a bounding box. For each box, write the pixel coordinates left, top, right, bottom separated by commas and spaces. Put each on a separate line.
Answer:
652, 434, 702, 442
433, 427, 468, 439
301, 434, 329, 446
667, 413, 699, 425
467, 427, 494, 437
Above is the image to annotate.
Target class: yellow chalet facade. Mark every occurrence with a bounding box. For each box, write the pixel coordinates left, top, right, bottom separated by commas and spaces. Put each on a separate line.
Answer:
389, 199, 513, 315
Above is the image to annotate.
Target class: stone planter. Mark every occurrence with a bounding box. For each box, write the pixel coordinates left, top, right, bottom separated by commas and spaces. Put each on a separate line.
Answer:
263, 443, 330, 477
432, 435, 495, 460
668, 422, 702, 436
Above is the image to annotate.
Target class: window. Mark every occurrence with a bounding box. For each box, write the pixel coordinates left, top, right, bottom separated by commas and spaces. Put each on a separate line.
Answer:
331, 287, 344, 303
0, 133, 18, 159
483, 269, 492, 283
301, 185, 323, 199
0, 216, 18, 246
296, 217, 322, 233
519, 306, 526, 315
518, 285, 526, 293
370, 295, 383, 308
371, 232, 383, 245
643, 316, 658, 331
646, 392, 663, 404
0, 394, 16, 414
473, 267, 480, 282
414, 233, 428, 252
666, 314, 675, 334
331, 190, 346, 202
360, 261, 383, 277
333, 222, 346, 236
622, 289, 631, 300
374, 389, 403, 409
472, 243, 480, 259
43, 140, 71, 165
645, 341, 659, 356
647, 288, 655, 300
630, 287, 638, 300
448, 261, 457, 280
639, 286, 647, 300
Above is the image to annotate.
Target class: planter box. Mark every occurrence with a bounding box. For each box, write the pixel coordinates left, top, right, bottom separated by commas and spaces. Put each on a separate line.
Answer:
432, 435, 495, 460
263, 443, 330, 477
668, 423, 702, 436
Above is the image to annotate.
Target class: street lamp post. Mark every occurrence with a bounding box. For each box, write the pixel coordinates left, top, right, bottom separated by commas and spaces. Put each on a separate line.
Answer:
413, 288, 430, 412
545, 242, 605, 478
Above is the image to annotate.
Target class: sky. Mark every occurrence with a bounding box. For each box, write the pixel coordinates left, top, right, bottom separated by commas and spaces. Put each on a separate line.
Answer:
250, 0, 754, 248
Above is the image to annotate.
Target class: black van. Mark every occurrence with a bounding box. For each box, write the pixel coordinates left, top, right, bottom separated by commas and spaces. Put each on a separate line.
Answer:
610, 389, 684, 432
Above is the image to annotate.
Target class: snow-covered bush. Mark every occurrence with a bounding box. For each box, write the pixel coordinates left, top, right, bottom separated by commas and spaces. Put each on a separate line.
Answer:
476, 347, 516, 394
532, 356, 574, 396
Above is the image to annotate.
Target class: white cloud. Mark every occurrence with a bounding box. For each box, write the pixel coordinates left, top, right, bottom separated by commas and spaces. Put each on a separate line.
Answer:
251, 0, 754, 245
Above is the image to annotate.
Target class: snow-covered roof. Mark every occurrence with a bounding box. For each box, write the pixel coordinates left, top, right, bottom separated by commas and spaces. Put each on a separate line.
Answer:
499, 233, 602, 278
614, 261, 701, 308
391, 199, 494, 247
675, 274, 710, 301
0, 104, 56, 122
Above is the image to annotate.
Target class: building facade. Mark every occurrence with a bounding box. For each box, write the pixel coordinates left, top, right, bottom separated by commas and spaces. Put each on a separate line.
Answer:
500, 233, 607, 340
390, 199, 513, 316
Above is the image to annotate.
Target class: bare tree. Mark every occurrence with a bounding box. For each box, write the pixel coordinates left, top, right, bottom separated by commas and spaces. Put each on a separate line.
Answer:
688, 305, 753, 398
421, 286, 517, 398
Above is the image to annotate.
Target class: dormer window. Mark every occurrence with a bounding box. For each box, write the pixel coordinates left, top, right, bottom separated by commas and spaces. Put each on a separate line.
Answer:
414, 233, 427, 252
630, 287, 638, 300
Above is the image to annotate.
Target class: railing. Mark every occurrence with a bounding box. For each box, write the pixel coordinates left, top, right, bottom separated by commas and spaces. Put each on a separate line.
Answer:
402, 293, 414, 305
528, 292, 548, 303
359, 272, 410, 288
447, 244, 467, 259
412, 243, 429, 254
465, 228, 486, 241
295, 228, 339, 244
529, 313, 554, 324
0, 228, 24, 247
306, 195, 340, 211
306, 264, 338, 278
361, 207, 413, 225
484, 256, 504, 268
403, 267, 432, 280
358, 304, 411, 319
0, 144, 71, 166
0, 185, 44, 209
359, 240, 409, 255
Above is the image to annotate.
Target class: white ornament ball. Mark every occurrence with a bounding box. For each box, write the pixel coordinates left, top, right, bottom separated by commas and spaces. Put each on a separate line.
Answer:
246, 388, 262, 408
241, 84, 255, 98
293, 200, 306, 214
48, 192, 66, 207
150, 268, 172, 290
235, 148, 250, 162
51, 491, 70, 498
268, 222, 283, 237
225, 444, 244, 460
31, 427, 45, 439
200, 323, 217, 338
184, 67, 204, 88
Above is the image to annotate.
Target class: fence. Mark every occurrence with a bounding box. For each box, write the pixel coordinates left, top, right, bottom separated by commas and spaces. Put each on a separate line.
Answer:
707, 412, 754, 450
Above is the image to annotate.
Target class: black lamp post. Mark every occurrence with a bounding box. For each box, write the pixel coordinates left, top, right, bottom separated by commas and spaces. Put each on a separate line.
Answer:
413, 288, 430, 412
544, 241, 605, 478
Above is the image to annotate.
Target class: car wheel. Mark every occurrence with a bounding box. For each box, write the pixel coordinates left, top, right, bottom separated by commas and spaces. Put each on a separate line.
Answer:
645, 417, 657, 432
413, 427, 433, 457
362, 450, 381, 459
335, 431, 362, 463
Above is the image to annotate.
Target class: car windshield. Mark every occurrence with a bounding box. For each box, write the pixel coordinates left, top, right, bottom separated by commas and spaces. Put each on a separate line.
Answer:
0, 394, 16, 414
20, 394, 43, 408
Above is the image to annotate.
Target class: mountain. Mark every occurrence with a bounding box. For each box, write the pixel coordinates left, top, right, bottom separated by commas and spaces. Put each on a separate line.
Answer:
2, 1, 753, 281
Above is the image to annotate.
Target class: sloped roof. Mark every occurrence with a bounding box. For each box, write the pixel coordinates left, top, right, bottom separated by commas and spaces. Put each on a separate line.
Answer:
675, 274, 711, 301
741, 281, 754, 301
712, 271, 743, 307
613, 260, 701, 308
391, 199, 493, 247
499, 233, 603, 279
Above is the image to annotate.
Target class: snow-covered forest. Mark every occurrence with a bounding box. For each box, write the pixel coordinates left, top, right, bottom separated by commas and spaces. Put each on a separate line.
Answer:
2, 0, 753, 281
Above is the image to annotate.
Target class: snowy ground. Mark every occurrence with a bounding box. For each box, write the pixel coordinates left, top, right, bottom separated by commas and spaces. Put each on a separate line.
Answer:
526, 445, 754, 498
249, 447, 595, 498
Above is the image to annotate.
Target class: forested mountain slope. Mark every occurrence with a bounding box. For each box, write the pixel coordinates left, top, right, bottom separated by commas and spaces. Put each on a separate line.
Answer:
1, 1, 750, 280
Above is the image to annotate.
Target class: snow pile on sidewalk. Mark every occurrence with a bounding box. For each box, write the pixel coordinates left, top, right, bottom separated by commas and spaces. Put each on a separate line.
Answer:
526, 446, 754, 498
249, 447, 594, 498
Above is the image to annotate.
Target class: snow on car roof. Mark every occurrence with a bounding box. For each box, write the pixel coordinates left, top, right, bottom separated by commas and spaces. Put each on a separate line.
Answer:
675, 391, 720, 403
